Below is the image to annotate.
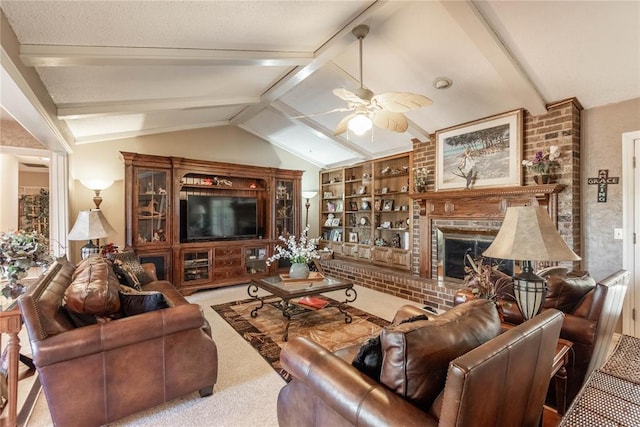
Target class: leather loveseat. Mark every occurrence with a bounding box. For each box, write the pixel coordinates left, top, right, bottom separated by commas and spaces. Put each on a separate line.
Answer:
18, 255, 218, 427
277, 299, 564, 427
454, 268, 629, 406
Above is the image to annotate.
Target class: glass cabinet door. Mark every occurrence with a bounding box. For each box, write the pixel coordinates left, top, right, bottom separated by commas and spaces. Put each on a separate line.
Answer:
275, 179, 294, 236
135, 169, 170, 245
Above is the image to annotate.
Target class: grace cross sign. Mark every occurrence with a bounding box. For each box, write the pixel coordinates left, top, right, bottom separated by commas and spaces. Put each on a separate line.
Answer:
587, 169, 619, 203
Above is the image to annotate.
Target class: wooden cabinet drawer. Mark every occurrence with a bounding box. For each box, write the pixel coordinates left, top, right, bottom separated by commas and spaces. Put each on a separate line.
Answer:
214, 258, 242, 269
213, 267, 245, 281
215, 247, 242, 258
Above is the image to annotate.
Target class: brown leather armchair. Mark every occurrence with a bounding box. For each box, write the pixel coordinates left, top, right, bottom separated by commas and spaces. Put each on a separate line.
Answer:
277, 301, 564, 427
18, 257, 218, 427
454, 269, 630, 405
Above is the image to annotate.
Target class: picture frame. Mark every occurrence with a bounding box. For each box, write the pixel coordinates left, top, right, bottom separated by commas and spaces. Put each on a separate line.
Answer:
382, 199, 394, 211
400, 185, 408, 193
356, 185, 366, 195
374, 199, 381, 211
360, 201, 371, 211
348, 232, 358, 243
331, 218, 341, 227
323, 191, 333, 198
335, 200, 344, 212
350, 201, 359, 211
326, 201, 335, 212
380, 187, 388, 194
436, 109, 523, 191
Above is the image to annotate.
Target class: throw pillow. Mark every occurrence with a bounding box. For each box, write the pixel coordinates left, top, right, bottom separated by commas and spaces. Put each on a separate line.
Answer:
544, 273, 596, 313
352, 314, 429, 381
64, 256, 121, 315
379, 299, 501, 411
118, 286, 170, 316
112, 251, 152, 289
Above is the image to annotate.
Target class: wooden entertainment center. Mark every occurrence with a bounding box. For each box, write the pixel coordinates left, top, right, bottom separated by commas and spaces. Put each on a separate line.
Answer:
121, 152, 302, 294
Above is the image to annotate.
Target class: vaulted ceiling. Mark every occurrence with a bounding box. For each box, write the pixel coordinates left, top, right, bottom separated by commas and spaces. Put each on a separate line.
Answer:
1, 1, 639, 169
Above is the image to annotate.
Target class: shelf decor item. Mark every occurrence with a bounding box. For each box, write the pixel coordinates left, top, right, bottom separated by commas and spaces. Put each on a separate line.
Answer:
267, 226, 319, 279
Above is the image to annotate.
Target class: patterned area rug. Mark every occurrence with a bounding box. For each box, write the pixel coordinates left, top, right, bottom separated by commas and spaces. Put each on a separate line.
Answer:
212, 297, 389, 381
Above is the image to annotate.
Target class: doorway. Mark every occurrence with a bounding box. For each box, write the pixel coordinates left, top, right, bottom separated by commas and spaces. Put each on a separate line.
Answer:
622, 131, 640, 336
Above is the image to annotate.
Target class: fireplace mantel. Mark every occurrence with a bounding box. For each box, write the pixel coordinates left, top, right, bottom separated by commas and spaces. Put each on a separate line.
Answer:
410, 184, 566, 278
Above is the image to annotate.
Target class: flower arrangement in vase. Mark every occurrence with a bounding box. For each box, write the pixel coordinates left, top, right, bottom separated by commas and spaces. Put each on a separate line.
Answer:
267, 226, 319, 279
522, 145, 561, 184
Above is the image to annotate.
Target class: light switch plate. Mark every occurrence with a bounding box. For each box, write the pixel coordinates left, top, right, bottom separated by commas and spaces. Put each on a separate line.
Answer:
614, 228, 623, 240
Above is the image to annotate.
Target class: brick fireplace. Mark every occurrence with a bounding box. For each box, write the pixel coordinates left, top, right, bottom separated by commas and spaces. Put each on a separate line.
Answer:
412, 99, 583, 278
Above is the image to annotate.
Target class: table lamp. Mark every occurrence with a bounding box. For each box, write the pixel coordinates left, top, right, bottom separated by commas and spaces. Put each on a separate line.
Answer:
68, 209, 116, 259
483, 206, 581, 319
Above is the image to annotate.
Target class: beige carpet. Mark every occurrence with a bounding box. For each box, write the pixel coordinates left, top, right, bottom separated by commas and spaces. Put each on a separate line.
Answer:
24, 284, 424, 426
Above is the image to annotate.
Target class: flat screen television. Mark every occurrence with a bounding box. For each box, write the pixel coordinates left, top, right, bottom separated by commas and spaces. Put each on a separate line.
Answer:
185, 194, 258, 241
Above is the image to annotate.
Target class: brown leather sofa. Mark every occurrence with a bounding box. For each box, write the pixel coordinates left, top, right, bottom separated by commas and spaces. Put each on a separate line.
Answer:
454, 269, 629, 406
277, 299, 564, 427
18, 256, 218, 427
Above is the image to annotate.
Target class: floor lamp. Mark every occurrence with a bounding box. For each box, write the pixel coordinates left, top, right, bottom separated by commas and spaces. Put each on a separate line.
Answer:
483, 206, 581, 319
302, 191, 318, 229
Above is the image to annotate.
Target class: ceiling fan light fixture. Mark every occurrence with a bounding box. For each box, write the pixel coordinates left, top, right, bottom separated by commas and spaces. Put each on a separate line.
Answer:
348, 113, 372, 136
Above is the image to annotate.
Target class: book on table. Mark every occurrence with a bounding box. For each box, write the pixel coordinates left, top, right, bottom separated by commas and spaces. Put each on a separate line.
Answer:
297, 296, 329, 309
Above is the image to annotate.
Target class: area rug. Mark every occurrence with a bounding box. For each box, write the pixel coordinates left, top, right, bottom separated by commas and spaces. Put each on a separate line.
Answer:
212, 297, 389, 381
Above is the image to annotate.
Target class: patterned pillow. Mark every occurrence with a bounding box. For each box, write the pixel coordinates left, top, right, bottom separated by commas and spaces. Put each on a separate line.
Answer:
112, 251, 152, 289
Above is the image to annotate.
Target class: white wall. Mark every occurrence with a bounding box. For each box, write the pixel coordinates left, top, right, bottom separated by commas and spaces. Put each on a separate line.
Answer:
0, 153, 19, 231
582, 97, 640, 279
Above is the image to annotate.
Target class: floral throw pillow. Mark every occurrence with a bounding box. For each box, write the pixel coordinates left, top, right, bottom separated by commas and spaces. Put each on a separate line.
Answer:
112, 251, 152, 290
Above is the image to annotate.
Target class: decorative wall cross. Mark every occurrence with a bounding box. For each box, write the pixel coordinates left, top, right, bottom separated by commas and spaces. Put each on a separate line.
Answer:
587, 169, 619, 203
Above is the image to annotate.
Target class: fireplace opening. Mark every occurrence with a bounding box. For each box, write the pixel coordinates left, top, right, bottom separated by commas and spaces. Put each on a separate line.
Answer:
436, 227, 514, 282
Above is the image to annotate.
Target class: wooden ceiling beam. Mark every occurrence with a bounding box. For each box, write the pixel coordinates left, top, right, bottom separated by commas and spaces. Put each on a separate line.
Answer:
20, 45, 314, 67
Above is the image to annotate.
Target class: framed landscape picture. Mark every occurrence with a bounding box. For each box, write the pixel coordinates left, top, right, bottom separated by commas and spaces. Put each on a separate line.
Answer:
436, 109, 523, 191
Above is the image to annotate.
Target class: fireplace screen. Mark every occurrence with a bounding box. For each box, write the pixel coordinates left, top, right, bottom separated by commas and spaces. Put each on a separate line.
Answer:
436, 227, 514, 281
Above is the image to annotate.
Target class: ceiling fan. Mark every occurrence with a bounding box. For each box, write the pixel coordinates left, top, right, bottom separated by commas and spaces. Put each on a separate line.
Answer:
332, 24, 433, 136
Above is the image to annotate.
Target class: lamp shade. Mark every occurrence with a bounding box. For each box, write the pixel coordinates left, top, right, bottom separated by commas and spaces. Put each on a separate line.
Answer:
302, 191, 318, 200
483, 206, 580, 262
80, 179, 114, 191
68, 209, 116, 241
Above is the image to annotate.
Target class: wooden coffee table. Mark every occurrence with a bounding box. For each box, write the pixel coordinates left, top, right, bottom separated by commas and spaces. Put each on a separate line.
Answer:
248, 275, 357, 341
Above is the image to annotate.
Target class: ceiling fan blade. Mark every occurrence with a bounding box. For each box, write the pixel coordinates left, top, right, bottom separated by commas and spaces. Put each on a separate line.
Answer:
333, 88, 368, 105
372, 92, 433, 112
334, 112, 357, 136
372, 110, 409, 133
291, 107, 351, 119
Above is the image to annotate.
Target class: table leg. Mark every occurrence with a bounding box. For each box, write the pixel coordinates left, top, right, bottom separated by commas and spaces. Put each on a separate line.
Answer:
555, 366, 568, 415
336, 286, 357, 324
247, 283, 265, 318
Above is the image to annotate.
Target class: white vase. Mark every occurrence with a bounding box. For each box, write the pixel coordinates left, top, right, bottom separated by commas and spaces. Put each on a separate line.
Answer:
289, 263, 310, 279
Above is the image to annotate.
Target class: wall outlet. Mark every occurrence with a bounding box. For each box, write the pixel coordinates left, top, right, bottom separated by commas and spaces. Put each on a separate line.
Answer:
614, 228, 623, 240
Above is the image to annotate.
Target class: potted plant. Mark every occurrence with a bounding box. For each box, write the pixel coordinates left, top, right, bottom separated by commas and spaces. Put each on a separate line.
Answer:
522, 145, 561, 184
0, 229, 52, 302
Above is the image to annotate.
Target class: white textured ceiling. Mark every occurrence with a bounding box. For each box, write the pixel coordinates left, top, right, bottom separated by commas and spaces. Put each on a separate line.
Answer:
1, 1, 639, 168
